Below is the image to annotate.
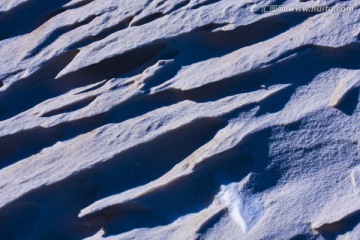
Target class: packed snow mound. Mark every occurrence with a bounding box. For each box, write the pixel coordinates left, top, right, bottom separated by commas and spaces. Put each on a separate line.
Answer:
0, 0, 359, 239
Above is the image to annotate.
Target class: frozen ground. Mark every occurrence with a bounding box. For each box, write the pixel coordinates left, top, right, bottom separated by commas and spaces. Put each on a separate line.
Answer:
0, 0, 359, 239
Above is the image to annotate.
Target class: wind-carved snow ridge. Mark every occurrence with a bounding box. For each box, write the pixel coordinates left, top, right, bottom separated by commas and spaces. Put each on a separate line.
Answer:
0, 0, 359, 239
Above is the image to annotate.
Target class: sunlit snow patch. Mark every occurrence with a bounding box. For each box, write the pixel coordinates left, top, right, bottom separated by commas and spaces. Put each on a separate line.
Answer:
217, 181, 263, 233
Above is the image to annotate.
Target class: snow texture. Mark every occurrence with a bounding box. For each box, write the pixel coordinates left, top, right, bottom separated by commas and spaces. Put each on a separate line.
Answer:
0, 0, 359, 239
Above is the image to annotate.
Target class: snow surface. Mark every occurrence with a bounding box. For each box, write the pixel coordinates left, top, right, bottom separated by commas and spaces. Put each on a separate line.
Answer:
0, 0, 359, 239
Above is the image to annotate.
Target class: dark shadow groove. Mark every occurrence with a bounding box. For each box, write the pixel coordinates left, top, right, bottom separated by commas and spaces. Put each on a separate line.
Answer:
0, 50, 80, 121
0, 0, 73, 40
289, 234, 317, 240
156, 0, 167, 8
67, 16, 134, 50
0, 70, 22, 82
57, 41, 169, 90
315, 210, 360, 240
27, 14, 98, 58
131, 12, 164, 26
65, 0, 95, 10
40, 0, 96, 25
256, 85, 294, 115
0, 117, 227, 240
75, 81, 107, 95
190, 0, 221, 10
266, 45, 316, 65
196, 209, 227, 237
168, 0, 191, 12
335, 87, 360, 116
149, 67, 271, 103
40, 95, 97, 117
0, 127, 63, 169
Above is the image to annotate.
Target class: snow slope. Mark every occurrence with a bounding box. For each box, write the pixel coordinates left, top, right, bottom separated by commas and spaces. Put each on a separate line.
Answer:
0, 0, 359, 239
